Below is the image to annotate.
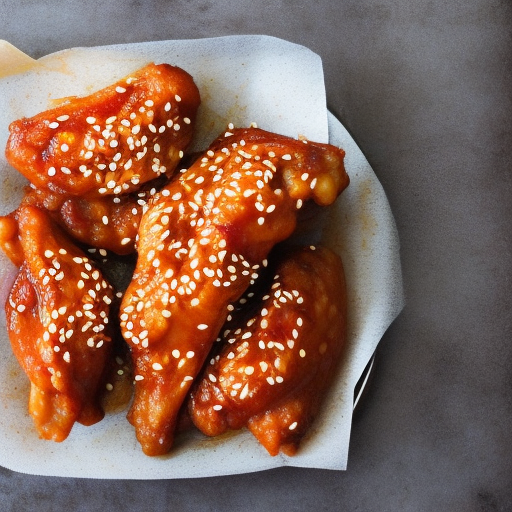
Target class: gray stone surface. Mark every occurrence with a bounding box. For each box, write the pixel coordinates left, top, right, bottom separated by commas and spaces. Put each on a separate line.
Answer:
0, 1, 511, 510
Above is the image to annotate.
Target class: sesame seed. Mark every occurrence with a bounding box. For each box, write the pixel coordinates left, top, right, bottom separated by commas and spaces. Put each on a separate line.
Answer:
239, 383, 250, 399
152, 362, 163, 371
48, 122, 59, 129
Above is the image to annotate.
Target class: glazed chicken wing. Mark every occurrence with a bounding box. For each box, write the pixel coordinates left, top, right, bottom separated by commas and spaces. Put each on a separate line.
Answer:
189, 245, 347, 456
1, 205, 114, 441
120, 127, 349, 455
6, 63, 200, 199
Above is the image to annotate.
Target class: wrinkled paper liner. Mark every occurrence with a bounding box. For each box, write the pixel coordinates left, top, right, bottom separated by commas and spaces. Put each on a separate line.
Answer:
0, 36, 403, 479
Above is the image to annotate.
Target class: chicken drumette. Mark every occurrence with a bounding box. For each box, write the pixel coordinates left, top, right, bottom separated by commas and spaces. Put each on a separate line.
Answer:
189, 245, 347, 456
0, 205, 115, 441
120, 127, 349, 455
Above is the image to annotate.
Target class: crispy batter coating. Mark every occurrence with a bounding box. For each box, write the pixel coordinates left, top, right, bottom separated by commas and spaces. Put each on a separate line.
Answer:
189, 245, 347, 456
1, 205, 114, 441
6, 63, 200, 198
120, 127, 348, 455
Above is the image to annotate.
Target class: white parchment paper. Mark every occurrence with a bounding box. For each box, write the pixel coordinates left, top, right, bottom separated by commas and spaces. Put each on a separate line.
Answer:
0, 36, 403, 478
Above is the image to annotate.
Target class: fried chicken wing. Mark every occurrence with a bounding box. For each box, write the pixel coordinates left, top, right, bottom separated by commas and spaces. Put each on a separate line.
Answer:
189, 245, 347, 456
5, 63, 200, 198
1, 205, 114, 441
120, 127, 349, 455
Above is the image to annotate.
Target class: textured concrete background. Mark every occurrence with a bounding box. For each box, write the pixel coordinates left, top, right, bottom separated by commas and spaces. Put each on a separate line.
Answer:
0, 1, 511, 511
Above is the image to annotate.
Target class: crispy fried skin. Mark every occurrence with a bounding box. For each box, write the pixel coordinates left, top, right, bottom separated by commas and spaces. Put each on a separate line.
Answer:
2, 205, 114, 441
6, 63, 200, 198
189, 245, 347, 456
120, 127, 348, 455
